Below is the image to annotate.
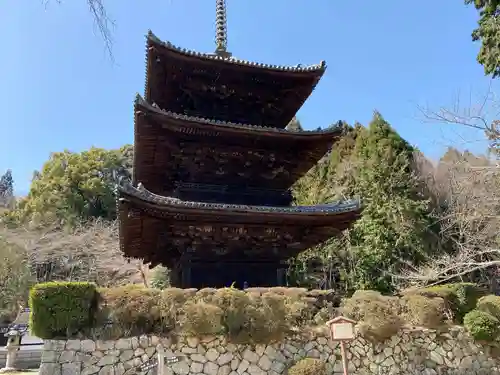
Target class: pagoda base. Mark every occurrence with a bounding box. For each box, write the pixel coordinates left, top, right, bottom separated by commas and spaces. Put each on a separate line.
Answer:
170, 258, 287, 289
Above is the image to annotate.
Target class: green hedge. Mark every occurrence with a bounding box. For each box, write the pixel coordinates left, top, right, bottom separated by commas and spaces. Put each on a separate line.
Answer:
341, 290, 403, 342
476, 295, 500, 320
28, 281, 493, 343
29, 281, 98, 339
28, 283, 336, 343
341, 285, 488, 342
463, 310, 499, 341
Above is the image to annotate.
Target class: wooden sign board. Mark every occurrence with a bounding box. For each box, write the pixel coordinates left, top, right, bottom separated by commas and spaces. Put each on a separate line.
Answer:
326, 316, 356, 341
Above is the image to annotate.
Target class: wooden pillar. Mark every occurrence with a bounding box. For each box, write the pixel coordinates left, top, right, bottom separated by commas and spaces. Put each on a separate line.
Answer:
181, 253, 192, 288
278, 260, 288, 286
169, 260, 181, 288
276, 267, 286, 286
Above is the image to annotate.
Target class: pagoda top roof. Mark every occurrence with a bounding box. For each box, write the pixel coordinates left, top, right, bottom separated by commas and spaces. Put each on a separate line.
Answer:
117, 179, 361, 216
144, 31, 327, 128
147, 31, 326, 73
136, 94, 341, 137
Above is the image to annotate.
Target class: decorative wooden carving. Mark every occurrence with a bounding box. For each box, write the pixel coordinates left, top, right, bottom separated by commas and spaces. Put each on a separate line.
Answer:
116, 188, 359, 269
132, 102, 341, 197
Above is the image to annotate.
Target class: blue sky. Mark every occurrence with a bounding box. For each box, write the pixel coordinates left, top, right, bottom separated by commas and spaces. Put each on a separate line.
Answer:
0, 0, 496, 195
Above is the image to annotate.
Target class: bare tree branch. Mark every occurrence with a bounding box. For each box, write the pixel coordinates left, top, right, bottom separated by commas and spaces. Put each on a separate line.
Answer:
42, 0, 115, 59
0, 219, 148, 287
417, 82, 500, 155
86, 0, 115, 60
395, 156, 500, 291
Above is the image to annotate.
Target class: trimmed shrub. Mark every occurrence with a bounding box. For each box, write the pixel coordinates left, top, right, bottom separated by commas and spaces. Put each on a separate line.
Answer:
245, 288, 339, 322
195, 288, 218, 302
180, 301, 223, 336
400, 294, 447, 329
34, 282, 479, 343
410, 283, 485, 323
288, 358, 326, 375
157, 288, 194, 332
98, 285, 164, 337
242, 292, 290, 344
477, 295, 500, 320
213, 288, 250, 338
287, 296, 315, 326
341, 290, 402, 342
29, 281, 97, 339
463, 309, 499, 341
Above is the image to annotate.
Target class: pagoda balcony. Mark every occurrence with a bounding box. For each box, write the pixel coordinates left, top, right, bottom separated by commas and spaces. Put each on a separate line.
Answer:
144, 31, 326, 128
116, 180, 362, 276
172, 182, 293, 206
132, 95, 343, 197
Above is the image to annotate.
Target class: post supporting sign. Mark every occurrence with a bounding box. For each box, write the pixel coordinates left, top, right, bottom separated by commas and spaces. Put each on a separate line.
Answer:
326, 316, 357, 375
157, 348, 180, 375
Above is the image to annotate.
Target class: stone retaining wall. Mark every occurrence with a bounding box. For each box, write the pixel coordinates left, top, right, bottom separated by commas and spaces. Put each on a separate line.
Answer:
39, 327, 500, 375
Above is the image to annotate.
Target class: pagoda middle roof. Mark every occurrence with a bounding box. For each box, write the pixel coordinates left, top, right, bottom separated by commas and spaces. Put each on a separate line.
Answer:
144, 31, 327, 128
132, 97, 344, 194
135, 94, 342, 137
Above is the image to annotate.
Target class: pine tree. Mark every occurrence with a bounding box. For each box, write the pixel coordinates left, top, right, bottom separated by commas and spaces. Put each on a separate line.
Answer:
286, 117, 304, 131
346, 112, 432, 292
291, 113, 435, 293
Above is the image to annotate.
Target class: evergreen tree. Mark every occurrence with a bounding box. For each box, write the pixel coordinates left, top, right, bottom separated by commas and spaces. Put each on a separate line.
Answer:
346, 112, 432, 292
291, 113, 435, 293
465, 0, 500, 78
286, 117, 304, 131
7, 147, 130, 226
0, 170, 14, 206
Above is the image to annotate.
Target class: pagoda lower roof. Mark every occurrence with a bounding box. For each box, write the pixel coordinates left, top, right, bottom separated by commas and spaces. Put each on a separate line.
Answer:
145, 31, 326, 128
119, 180, 361, 216
116, 180, 362, 266
133, 95, 342, 194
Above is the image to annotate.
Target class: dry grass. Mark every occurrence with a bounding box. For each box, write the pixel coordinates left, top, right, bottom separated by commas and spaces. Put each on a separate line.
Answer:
288, 358, 326, 375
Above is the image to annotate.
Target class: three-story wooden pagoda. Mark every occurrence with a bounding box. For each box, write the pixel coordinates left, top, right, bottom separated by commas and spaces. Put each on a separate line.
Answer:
116, 0, 362, 288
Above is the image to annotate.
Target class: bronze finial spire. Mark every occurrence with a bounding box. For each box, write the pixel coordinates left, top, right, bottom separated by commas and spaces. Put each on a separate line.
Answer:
215, 0, 232, 58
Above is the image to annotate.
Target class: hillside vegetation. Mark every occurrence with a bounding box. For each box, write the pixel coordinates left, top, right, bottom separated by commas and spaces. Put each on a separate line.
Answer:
0, 112, 498, 326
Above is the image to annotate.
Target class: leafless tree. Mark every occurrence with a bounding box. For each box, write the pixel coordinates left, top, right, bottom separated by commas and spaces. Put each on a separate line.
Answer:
0, 238, 31, 320
396, 155, 500, 291
0, 219, 149, 288
395, 82, 500, 291
417, 81, 500, 156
